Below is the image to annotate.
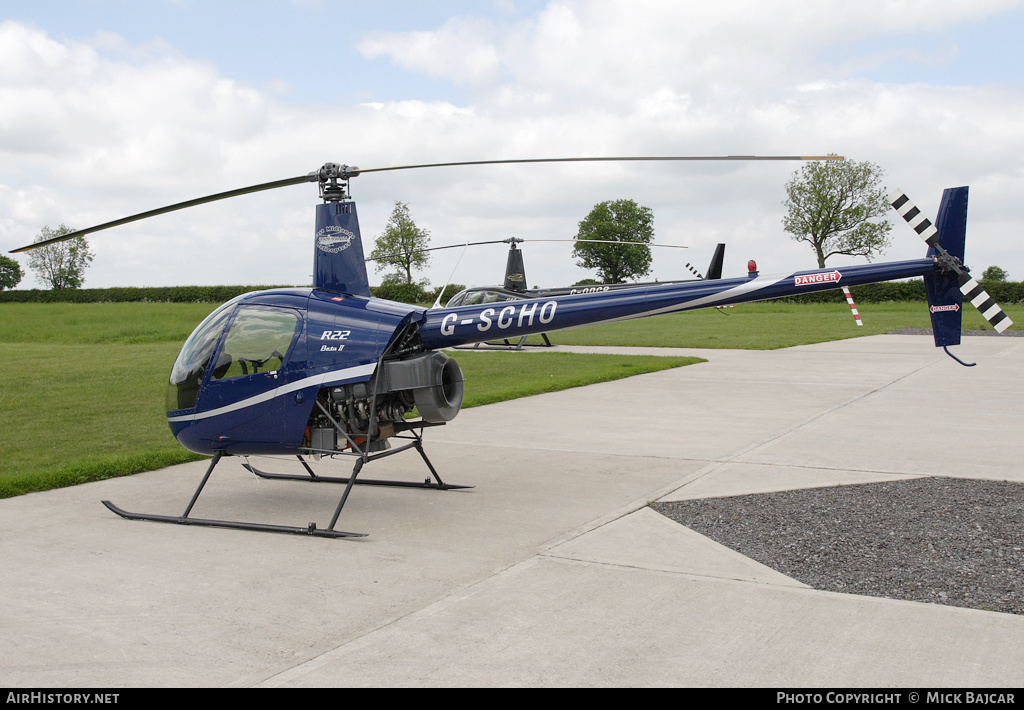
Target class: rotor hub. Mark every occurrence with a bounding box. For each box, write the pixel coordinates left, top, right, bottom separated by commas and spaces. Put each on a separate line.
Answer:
312, 162, 361, 203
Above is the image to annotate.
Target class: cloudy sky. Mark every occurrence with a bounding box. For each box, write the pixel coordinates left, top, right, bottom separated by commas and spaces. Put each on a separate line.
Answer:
2, 0, 1022, 291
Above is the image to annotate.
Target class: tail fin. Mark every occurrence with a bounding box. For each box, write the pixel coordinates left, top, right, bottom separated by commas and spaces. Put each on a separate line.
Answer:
705, 243, 725, 280
503, 242, 527, 293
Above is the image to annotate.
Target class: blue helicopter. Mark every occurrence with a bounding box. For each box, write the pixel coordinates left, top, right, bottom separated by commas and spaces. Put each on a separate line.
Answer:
12, 157, 1012, 538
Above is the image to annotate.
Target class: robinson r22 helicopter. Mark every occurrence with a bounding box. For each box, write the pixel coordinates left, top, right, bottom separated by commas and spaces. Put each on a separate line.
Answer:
12, 156, 1012, 538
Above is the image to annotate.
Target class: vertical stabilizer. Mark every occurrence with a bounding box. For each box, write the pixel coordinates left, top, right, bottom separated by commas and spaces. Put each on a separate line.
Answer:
922, 187, 967, 347
705, 243, 725, 280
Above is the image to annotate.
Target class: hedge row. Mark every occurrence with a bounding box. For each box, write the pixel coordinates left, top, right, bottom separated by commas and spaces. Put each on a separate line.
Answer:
3, 280, 1020, 306
0, 285, 293, 303
0, 282, 469, 305
371, 282, 466, 305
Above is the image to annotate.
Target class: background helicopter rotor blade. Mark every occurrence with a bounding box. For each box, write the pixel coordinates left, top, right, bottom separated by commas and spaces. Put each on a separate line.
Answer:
520, 238, 687, 248
366, 237, 689, 263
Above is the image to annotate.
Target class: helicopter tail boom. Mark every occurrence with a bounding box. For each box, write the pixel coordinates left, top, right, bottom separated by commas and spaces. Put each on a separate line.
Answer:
417, 258, 938, 349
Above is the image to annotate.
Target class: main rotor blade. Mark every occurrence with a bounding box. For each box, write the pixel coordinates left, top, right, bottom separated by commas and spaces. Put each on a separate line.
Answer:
353, 155, 843, 176
11, 173, 316, 253
13, 154, 842, 253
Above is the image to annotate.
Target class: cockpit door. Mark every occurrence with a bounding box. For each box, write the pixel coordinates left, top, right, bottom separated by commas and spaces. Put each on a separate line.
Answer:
195, 306, 303, 428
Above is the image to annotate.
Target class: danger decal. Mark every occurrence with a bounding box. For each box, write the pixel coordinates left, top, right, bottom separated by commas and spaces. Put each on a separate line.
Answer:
795, 271, 842, 287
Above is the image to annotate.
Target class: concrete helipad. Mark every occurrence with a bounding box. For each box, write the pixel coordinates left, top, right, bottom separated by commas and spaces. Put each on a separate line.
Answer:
1, 335, 1022, 687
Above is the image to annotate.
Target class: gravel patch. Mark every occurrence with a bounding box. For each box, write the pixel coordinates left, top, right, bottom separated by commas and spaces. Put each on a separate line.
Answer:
652, 477, 1024, 615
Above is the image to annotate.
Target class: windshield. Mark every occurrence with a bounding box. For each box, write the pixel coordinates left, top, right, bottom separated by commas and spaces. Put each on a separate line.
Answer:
165, 297, 242, 411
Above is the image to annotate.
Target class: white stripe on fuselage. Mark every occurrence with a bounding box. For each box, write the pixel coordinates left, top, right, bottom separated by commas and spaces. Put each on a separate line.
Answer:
166, 362, 377, 423
560, 273, 789, 329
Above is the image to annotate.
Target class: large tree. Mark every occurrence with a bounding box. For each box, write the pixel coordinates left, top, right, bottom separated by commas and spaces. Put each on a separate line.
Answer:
982, 265, 1008, 281
369, 202, 431, 285
0, 255, 23, 290
782, 158, 892, 268
27, 225, 95, 289
572, 199, 654, 284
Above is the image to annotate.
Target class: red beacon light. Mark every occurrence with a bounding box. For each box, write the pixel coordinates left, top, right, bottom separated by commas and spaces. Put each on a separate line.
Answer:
747, 259, 758, 276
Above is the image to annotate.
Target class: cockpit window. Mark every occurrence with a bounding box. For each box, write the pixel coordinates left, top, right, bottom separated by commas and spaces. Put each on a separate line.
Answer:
212, 308, 300, 380
445, 289, 516, 307
166, 298, 240, 411
446, 291, 467, 307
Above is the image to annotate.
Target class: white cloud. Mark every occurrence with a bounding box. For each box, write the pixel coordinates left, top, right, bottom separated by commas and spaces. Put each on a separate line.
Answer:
358, 16, 502, 84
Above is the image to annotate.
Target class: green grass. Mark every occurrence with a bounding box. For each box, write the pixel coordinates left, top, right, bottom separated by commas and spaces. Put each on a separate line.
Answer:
454, 351, 701, 408
0, 302, 217, 344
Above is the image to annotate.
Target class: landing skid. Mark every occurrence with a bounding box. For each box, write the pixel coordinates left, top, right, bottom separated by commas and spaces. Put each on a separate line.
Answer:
102, 434, 470, 539
102, 498, 364, 538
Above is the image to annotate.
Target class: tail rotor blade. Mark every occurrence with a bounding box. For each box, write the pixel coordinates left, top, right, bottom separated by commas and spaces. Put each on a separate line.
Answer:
959, 274, 1013, 333
888, 189, 939, 249
889, 188, 1013, 334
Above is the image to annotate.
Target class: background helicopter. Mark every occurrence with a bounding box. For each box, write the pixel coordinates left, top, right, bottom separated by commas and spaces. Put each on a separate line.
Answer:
443, 239, 725, 304
12, 157, 1012, 539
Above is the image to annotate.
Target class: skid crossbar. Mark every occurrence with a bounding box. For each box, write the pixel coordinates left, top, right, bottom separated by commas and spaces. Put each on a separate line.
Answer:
241, 439, 471, 491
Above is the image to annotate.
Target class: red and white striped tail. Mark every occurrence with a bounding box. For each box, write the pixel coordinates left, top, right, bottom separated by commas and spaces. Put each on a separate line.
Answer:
842, 286, 863, 326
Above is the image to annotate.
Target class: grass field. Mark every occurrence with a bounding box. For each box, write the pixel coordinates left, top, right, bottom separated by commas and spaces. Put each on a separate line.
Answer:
2, 298, 1019, 498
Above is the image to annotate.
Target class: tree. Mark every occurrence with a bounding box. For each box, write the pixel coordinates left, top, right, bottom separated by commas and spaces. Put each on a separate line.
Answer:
782, 158, 892, 268
369, 202, 431, 285
0, 255, 23, 290
982, 265, 1009, 281
572, 199, 654, 284
26, 225, 95, 289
